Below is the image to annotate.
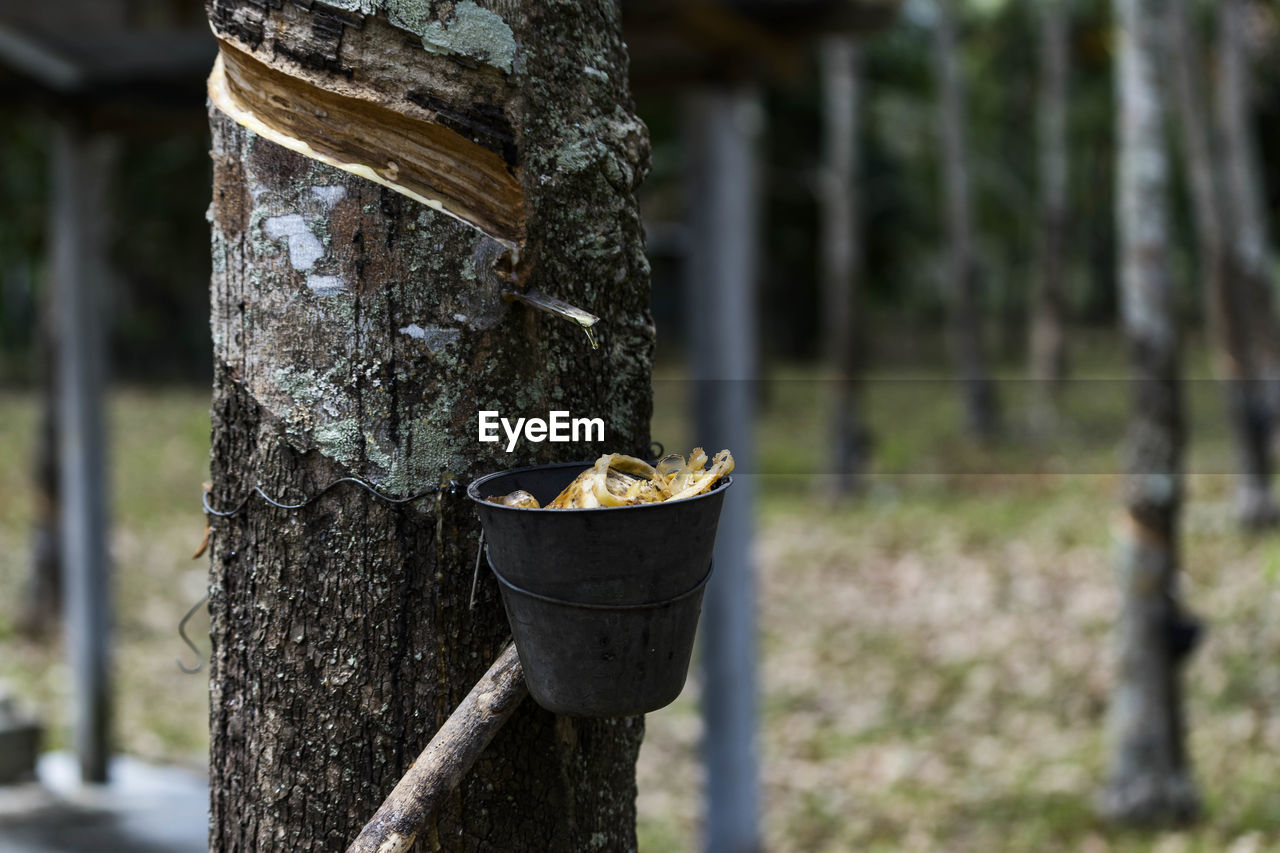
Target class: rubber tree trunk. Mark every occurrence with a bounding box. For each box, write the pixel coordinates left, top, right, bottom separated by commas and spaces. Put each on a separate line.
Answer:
1169, 0, 1277, 528
1099, 0, 1200, 826
1217, 0, 1280, 423
204, 2, 654, 850
1029, 0, 1070, 428
818, 36, 870, 496
933, 0, 999, 441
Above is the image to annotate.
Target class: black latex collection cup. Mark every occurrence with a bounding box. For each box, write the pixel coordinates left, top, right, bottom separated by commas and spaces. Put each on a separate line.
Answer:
468, 461, 731, 716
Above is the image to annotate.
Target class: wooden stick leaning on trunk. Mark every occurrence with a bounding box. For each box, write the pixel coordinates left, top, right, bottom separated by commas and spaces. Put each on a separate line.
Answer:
347, 644, 528, 853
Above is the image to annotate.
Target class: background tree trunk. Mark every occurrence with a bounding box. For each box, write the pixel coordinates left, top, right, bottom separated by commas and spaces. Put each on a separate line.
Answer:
1217, 0, 1280, 422
819, 36, 869, 495
22, 297, 61, 638
1029, 0, 1070, 428
933, 0, 1000, 441
204, 2, 654, 850
1169, 0, 1277, 528
1099, 0, 1199, 826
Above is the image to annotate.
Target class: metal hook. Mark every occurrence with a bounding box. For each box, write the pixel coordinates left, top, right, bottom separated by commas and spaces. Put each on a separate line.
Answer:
469, 529, 486, 611
176, 592, 210, 674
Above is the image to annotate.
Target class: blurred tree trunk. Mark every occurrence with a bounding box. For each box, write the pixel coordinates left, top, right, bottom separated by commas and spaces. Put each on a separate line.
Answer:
1217, 0, 1280, 423
1100, 0, 1200, 826
933, 0, 1000, 441
819, 37, 870, 495
1082, 142, 1117, 324
22, 301, 61, 638
1169, 0, 1277, 528
1029, 0, 1070, 428
204, 2, 654, 850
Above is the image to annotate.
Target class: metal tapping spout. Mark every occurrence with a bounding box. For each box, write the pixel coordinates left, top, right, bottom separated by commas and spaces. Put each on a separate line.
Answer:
501, 289, 600, 349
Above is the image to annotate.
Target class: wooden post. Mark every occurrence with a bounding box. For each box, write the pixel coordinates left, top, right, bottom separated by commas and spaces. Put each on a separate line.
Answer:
50, 117, 115, 784
684, 86, 762, 853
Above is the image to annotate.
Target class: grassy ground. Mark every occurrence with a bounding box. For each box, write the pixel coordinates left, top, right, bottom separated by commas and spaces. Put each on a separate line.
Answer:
3, 341, 1280, 850
0, 388, 212, 763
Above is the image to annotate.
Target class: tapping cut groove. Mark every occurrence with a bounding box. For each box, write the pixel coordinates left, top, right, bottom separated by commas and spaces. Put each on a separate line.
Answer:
208, 41, 524, 246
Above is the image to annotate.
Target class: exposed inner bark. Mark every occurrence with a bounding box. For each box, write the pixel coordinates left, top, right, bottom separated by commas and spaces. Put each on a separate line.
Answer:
210, 40, 524, 243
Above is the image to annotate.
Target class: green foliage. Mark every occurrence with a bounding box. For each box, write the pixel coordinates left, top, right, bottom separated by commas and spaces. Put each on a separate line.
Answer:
109, 129, 214, 381
0, 117, 212, 385
0, 120, 49, 380
636, 0, 1144, 362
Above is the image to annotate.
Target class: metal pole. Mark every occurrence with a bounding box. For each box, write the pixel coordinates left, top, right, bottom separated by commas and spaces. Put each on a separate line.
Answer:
50, 117, 114, 784
683, 86, 762, 853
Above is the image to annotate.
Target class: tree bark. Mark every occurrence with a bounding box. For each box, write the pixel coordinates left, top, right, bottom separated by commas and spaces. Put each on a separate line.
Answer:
1169, 0, 1277, 528
204, 2, 654, 850
933, 0, 1000, 441
1029, 0, 1070, 427
818, 36, 870, 495
1099, 0, 1199, 826
1217, 0, 1280, 423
